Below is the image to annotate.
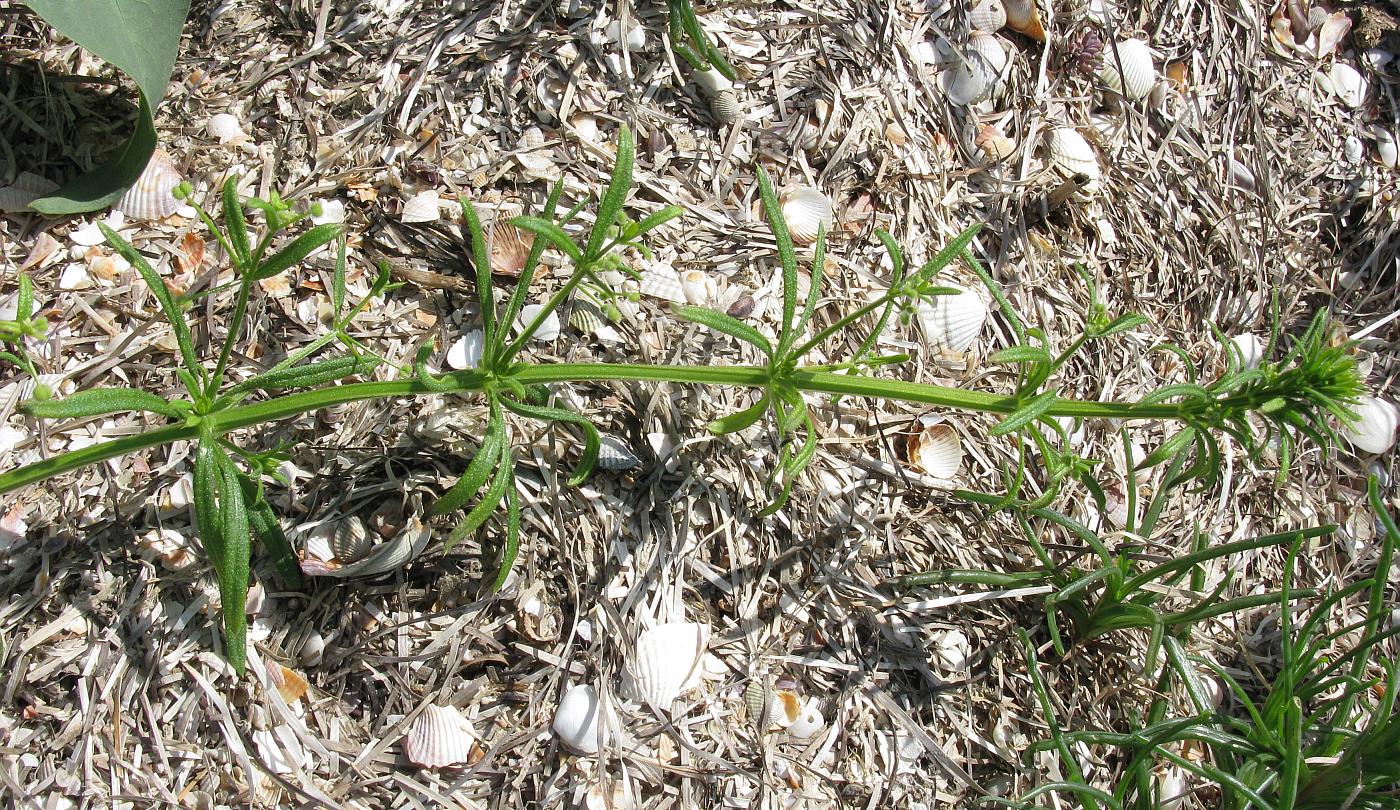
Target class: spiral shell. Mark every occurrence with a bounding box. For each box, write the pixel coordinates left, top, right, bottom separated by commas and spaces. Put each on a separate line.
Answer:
941, 33, 1008, 106
907, 423, 963, 480
916, 286, 988, 354
622, 622, 710, 709
1099, 39, 1155, 101
403, 704, 477, 769
968, 0, 1006, 31
779, 187, 834, 245
1344, 396, 1398, 455
116, 149, 182, 221
1046, 127, 1101, 193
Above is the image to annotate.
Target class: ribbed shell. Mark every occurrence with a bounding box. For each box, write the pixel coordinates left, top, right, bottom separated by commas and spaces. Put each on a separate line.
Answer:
331, 517, 374, 563
968, 0, 1006, 31
942, 33, 1008, 106
779, 187, 834, 245
1003, 0, 1045, 40
307, 519, 432, 578
623, 622, 710, 709
403, 705, 476, 768
709, 89, 741, 125
1047, 127, 1101, 192
490, 223, 531, 277
554, 684, 608, 754
908, 423, 963, 480
598, 434, 640, 470
207, 113, 246, 144
916, 286, 988, 353
570, 300, 607, 334
745, 680, 800, 731
402, 190, 442, 224
692, 66, 733, 96
1344, 396, 1398, 454
1099, 39, 1155, 101
116, 149, 182, 221
639, 262, 687, 303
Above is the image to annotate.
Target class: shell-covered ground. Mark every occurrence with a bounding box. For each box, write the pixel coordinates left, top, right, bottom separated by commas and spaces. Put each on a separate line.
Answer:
1, 0, 1397, 807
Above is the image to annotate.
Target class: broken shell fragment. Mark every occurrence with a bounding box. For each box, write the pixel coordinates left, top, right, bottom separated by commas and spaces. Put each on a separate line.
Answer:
402, 190, 442, 223
1344, 395, 1398, 455
622, 622, 710, 709
554, 684, 610, 754
403, 704, 477, 769
779, 187, 834, 245
516, 304, 561, 341
786, 698, 825, 739
207, 113, 247, 144
447, 330, 485, 370
692, 66, 734, 97
974, 123, 1016, 163
1099, 39, 1155, 101
745, 679, 801, 731
598, 434, 640, 470
116, 149, 182, 221
907, 423, 963, 480
916, 286, 989, 354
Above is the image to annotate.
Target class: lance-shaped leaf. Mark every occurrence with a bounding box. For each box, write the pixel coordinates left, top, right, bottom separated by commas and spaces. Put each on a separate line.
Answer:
671, 303, 773, 357
990, 389, 1059, 437
630, 205, 685, 239
194, 439, 250, 675
249, 224, 342, 281
708, 393, 771, 435
222, 175, 250, 266
490, 483, 523, 591
1092, 312, 1149, 338
224, 355, 380, 396
502, 398, 600, 486
413, 344, 460, 393
583, 125, 635, 261
460, 199, 497, 348
22, 387, 190, 420
756, 168, 800, 357
236, 472, 301, 589
100, 223, 203, 385
756, 410, 819, 517
1137, 427, 1198, 471
446, 452, 514, 550
431, 409, 507, 516
988, 345, 1054, 366
512, 217, 583, 263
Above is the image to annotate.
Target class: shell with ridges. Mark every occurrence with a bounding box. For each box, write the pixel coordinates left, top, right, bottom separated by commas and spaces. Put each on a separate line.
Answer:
916, 286, 988, 354
908, 423, 963, 480
306, 518, 432, 578
598, 434, 640, 470
402, 190, 442, 223
622, 622, 710, 709
709, 89, 741, 124
779, 187, 834, 245
1046, 127, 1101, 193
331, 517, 373, 563
554, 683, 610, 753
1344, 395, 1398, 454
639, 261, 687, 303
968, 0, 1006, 31
1099, 39, 1155, 101
403, 704, 477, 768
116, 149, 182, 221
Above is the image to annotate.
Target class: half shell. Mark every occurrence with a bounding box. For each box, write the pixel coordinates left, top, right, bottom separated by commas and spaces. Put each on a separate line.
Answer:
304, 518, 433, 578
1327, 62, 1368, 109
779, 187, 834, 245
116, 149, 182, 221
745, 679, 800, 731
1004, 0, 1045, 40
968, 0, 1006, 32
622, 622, 710, 709
598, 434, 640, 470
516, 304, 561, 341
709, 89, 741, 125
402, 190, 442, 223
1046, 127, 1101, 193
403, 704, 477, 769
908, 423, 963, 480
554, 684, 609, 754
330, 517, 374, 562
1100, 39, 1155, 101
786, 698, 825, 739
639, 260, 687, 303
1344, 395, 1398, 454
916, 286, 988, 354
941, 33, 1008, 106
207, 113, 247, 144
447, 330, 485, 370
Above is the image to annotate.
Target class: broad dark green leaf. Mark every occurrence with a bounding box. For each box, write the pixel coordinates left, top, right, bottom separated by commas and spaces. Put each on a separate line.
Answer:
22, 387, 188, 420
250, 224, 341, 281
671, 304, 773, 356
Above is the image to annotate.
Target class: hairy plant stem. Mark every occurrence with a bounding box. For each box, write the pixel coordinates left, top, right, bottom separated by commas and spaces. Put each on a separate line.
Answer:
0, 362, 1185, 496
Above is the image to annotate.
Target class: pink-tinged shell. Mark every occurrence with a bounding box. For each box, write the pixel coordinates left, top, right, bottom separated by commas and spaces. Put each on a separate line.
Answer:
116, 149, 182, 221
403, 705, 477, 768
908, 423, 963, 480
779, 187, 834, 244
975, 124, 1016, 162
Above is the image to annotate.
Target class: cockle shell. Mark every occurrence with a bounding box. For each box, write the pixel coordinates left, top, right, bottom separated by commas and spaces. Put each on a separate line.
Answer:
942, 33, 1008, 106
1004, 0, 1045, 40
554, 684, 610, 754
622, 622, 710, 709
402, 190, 442, 223
1100, 39, 1155, 101
1327, 62, 1368, 109
403, 704, 477, 769
709, 89, 741, 125
907, 423, 963, 480
786, 697, 825, 739
490, 223, 531, 277
930, 628, 970, 670
330, 517, 374, 563
1046, 127, 1101, 193
303, 518, 432, 578
974, 123, 1016, 163
598, 434, 640, 470
779, 187, 834, 245
745, 679, 800, 731
516, 304, 561, 341
1344, 395, 1398, 454
116, 149, 182, 221
916, 286, 988, 353
639, 260, 687, 303
968, 0, 1006, 32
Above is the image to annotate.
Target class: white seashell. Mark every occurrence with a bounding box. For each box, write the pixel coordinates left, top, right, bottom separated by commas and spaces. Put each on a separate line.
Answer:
1156, 766, 1188, 810
1003, 0, 1045, 40
639, 261, 687, 303
253, 726, 308, 775
402, 190, 442, 223
709, 89, 741, 124
786, 698, 825, 739
308, 518, 432, 578
974, 123, 1016, 163
554, 684, 610, 754
207, 113, 246, 144
58, 263, 92, 291
1344, 395, 1398, 455
916, 286, 988, 354
311, 199, 345, 225
930, 628, 970, 670
598, 434, 640, 470
692, 66, 733, 96
606, 19, 646, 51
779, 187, 834, 245
300, 629, 326, 667
1228, 333, 1265, 370
1328, 62, 1368, 109
516, 304, 561, 342
70, 212, 124, 247
403, 704, 477, 769
1345, 136, 1365, 163
1047, 127, 1101, 193
331, 517, 374, 563
908, 423, 963, 480
1099, 39, 1155, 101
941, 32, 1008, 106
585, 781, 636, 810
116, 149, 182, 221
1370, 126, 1398, 169
0, 172, 59, 212
623, 622, 710, 709
968, 0, 1006, 32
680, 269, 716, 305
158, 473, 195, 515
570, 112, 600, 143
447, 330, 484, 370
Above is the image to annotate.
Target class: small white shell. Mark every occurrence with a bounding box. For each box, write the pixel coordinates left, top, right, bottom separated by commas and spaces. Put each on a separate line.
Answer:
311, 199, 346, 225
623, 622, 710, 709
1099, 39, 1155, 101
403, 704, 477, 769
605, 19, 647, 51
598, 434, 640, 470
207, 113, 246, 144
1328, 62, 1368, 109
331, 517, 374, 563
709, 89, 741, 124
786, 698, 825, 739
116, 149, 182, 221
942, 33, 1008, 106
300, 629, 326, 667
916, 286, 988, 354
908, 423, 963, 480
516, 304, 561, 342
1229, 333, 1265, 370
681, 269, 716, 305
779, 187, 834, 245
968, 0, 1006, 32
447, 330, 484, 370
639, 261, 688, 303
692, 66, 733, 96
931, 628, 970, 670
1156, 766, 1188, 810
1370, 125, 1398, 169
1344, 395, 1398, 455
402, 190, 442, 224
1047, 127, 1101, 193
554, 684, 609, 754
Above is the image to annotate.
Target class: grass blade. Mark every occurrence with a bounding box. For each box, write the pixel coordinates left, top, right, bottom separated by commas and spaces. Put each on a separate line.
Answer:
221, 175, 250, 265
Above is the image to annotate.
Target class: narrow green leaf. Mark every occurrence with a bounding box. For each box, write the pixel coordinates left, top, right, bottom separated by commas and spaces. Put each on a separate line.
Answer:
632, 205, 685, 237
222, 175, 250, 265
490, 482, 522, 591
910, 223, 983, 285
990, 390, 1058, 436
584, 125, 635, 261
413, 345, 458, 393
795, 225, 826, 339
236, 472, 301, 589
331, 236, 348, 315
671, 303, 773, 357
708, 394, 770, 434
226, 355, 380, 396
501, 398, 600, 486
989, 345, 1054, 366
431, 412, 506, 516
16, 275, 33, 321
1136, 428, 1196, 470
757, 411, 818, 517
1138, 383, 1213, 407
756, 168, 799, 355
22, 387, 189, 420
446, 453, 513, 550
512, 216, 583, 262
1094, 312, 1149, 338
213, 451, 251, 675
100, 223, 202, 383
459, 198, 497, 348
249, 224, 341, 281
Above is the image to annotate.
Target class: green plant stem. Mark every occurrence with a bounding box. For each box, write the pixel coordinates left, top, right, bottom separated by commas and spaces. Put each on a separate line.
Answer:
1, 362, 1188, 496
208, 279, 254, 396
